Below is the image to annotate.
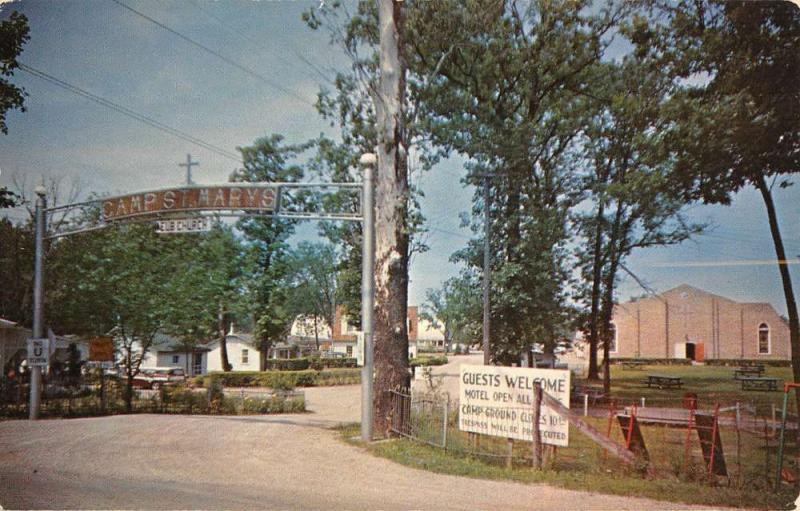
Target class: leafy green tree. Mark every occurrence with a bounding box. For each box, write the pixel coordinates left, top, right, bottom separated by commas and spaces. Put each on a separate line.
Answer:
0, 217, 32, 324
232, 135, 310, 368
0, 189, 17, 208
648, 1, 800, 391
305, 0, 433, 434
51, 223, 176, 411
576, 55, 703, 390
407, 0, 628, 365
0, 10, 29, 134
284, 241, 338, 351
420, 275, 482, 353
161, 224, 247, 373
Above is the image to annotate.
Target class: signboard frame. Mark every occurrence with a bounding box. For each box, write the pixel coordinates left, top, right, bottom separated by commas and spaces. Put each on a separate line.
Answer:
88, 336, 115, 362
27, 338, 50, 367
459, 364, 571, 446
155, 216, 212, 234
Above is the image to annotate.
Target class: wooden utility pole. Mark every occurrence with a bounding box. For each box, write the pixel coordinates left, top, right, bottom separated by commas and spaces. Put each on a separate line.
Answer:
372, 0, 409, 436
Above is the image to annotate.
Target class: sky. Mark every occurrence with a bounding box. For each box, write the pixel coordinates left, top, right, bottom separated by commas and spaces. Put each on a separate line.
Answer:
0, 0, 798, 317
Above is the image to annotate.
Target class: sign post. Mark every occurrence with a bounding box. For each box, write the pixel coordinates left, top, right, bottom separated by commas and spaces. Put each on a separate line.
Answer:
88, 336, 115, 413
29, 187, 47, 420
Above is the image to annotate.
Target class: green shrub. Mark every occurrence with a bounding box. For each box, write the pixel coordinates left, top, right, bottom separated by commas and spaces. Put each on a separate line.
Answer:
315, 368, 361, 386
410, 356, 448, 367
266, 358, 311, 371
611, 357, 692, 366
704, 358, 791, 367
241, 394, 305, 414
322, 357, 358, 369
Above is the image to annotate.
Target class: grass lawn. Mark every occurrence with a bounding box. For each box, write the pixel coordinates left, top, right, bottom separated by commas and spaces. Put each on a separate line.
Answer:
596, 364, 795, 415
338, 364, 800, 509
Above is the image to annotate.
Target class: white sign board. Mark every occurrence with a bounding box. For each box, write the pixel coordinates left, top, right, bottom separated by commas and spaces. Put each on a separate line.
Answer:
155, 217, 211, 234
459, 364, 571, 446
27, 338, 50, 367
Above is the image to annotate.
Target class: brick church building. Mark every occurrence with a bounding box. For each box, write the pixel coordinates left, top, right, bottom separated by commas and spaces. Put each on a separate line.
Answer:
610, 284, 790, 361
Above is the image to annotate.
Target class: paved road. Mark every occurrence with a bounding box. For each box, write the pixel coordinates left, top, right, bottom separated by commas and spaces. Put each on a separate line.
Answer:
2, 371, 716, 510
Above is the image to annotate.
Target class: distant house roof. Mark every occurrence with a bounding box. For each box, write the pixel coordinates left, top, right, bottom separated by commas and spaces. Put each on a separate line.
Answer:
0, 317, 23, 329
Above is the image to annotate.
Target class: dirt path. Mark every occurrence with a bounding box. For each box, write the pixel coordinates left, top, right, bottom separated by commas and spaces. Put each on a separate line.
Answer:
1, 382, 717, 510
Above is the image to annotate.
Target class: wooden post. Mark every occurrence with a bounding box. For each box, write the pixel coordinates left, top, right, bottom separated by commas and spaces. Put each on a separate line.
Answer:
583, 393, 588, 417
533, 382, 543, 470
99, 368, 107, 414
442, 397, 449, 449
540, 392, 639, 467
506, 438, 514, 469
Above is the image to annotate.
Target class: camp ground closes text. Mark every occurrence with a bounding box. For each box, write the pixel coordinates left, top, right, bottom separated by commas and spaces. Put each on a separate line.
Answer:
459, 365, 571, 446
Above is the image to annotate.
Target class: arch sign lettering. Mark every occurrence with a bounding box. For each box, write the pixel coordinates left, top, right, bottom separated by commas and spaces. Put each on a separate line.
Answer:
46, 181, 363, 239
101, 185, 278, 222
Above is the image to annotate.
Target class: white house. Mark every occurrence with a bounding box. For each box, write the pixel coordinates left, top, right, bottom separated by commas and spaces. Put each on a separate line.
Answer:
205, 328, 261, 372
139, 327, 265, 375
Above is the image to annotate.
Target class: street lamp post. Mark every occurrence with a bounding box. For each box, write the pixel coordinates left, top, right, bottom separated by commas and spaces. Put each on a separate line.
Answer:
360, 152, 376, 442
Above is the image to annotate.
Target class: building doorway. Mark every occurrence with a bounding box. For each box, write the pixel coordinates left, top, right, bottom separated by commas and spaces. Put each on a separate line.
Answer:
686, 342, 696, 361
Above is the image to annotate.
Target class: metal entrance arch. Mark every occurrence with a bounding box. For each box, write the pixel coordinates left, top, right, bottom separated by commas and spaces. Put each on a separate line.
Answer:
28, 161, 376, 441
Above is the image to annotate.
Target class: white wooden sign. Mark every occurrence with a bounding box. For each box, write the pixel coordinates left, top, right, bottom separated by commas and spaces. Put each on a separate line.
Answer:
459, 364, 571, 446
27, 338, 50, 367
155, 217, 211, 233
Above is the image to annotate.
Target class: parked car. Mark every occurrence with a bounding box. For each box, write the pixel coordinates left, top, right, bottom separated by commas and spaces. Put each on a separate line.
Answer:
132, 367, 186, 390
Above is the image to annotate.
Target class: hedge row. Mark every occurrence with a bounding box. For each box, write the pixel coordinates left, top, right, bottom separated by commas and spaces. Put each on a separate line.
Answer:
611, 357, 792, 367
704, 359, 792, 368
410, 356, 448, 367
265, 357, 358, 371
194, 368, 361, 388
611, 358, 692, 366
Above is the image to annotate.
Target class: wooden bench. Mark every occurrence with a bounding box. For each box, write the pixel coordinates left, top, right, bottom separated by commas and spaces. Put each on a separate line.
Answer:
571, 385, 606, 405
740, 377, 779, 392
622, 360, 648, 370
642, 374, 683, 389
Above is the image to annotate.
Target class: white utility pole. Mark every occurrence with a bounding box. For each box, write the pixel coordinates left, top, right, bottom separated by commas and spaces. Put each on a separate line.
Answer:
360, 152, 376, 442
29, 186, 47, 420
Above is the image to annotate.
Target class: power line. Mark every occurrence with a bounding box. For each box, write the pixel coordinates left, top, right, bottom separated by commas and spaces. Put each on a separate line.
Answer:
109, 0, 315, 107
19, 63, 243, 163
191, 0, 336, 88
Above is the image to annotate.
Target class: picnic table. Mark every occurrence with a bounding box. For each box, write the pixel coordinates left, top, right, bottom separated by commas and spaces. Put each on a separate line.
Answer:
740, 376, 779, 392
734, 366, 765, 379
642, 374, 683, 389
621, 360, 648, 370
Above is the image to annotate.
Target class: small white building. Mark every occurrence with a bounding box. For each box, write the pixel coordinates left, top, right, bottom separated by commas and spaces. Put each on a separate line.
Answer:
205, 329, 261, 372
139, 327, 265, 375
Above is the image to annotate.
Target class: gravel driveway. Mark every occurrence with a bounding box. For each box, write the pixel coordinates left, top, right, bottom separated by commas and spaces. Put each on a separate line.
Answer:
1, 378, 718, 510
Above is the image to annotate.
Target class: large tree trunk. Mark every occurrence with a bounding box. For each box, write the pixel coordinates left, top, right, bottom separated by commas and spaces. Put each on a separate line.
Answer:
587, 201, 605, 381
756, 177, 800, 411
372, 0, 409, 437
